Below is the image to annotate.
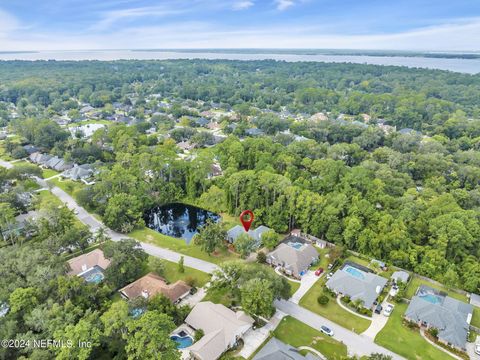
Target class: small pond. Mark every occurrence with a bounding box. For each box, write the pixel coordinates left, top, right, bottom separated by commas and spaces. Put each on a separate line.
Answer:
144, 203, 220, 244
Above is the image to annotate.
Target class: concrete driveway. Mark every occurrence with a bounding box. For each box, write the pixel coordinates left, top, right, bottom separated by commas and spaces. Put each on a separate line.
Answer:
361, 299, 392, 339
290, 270, 320, 304
467, 335, 480, 360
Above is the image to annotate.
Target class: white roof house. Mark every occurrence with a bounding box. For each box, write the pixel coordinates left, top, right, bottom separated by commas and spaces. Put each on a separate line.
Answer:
185, 302, 254, 360
227, 225, 271, 245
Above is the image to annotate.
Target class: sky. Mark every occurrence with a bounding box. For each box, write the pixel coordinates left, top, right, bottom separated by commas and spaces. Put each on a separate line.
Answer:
0, 0, 480, 51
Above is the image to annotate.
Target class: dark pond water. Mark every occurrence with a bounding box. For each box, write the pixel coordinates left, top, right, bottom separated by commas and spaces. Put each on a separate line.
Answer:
144, 203, 220, 244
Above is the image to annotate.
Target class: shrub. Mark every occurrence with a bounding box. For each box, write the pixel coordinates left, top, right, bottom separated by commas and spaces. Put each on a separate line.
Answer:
428, 327, 439, 338
194, 329, 204, 342
317, 294, 329, 305
184, 276, 196, 287
256, 251, 267, 264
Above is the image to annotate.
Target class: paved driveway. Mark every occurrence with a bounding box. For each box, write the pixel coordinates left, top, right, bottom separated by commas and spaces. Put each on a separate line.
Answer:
275, 299, 406, 360
0, 159, 13, 169
290, 270, 320, 304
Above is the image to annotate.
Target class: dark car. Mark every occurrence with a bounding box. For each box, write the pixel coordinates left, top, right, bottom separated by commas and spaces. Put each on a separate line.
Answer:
374, 304, 383, 314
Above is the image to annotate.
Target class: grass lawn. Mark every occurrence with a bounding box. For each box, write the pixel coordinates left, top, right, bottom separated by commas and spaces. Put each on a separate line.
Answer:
288, 280, 301, 297
203, 286, 235, 307
405, 276, 468, 302
273, 316, 348, 360
299, 279, 371, 334
375, 302, 456, 360
42, 168, 59, 179
12, 160, 29, 166
49, 177, 85, 198
160, 258, 211, 287
310, 247, 331, 270
471, 307, 480, 328
36, 189, 64, 208
130, 227, 238, 265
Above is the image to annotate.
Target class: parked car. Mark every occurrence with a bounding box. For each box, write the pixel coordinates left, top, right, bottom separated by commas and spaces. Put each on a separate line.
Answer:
315, 268, 324, 276
326, 272, 334, 280
374, 304, 383, 314
383, 304, 394, 316
475, 342, 480, 355
320, 325, 334, 337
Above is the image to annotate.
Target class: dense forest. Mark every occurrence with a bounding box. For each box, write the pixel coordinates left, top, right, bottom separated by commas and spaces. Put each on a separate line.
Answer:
1, 60, 479, 294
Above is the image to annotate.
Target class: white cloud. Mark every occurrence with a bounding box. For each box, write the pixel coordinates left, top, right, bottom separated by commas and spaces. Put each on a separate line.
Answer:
275, 0, 295, 11
233, 1, 254, 10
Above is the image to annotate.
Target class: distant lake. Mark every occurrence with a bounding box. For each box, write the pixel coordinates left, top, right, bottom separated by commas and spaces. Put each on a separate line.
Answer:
0, 50, 479, 74
144, 203, 220, 244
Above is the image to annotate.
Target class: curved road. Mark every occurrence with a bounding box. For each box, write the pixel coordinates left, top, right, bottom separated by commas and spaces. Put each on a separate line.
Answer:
1, 159, 404, 359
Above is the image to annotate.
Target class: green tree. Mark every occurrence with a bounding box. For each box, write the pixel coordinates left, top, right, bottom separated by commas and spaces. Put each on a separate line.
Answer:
124, 311, 180, 360
240, 278, 275, 317
234, 233, 257, 258
261, 229, 279, 250
178, 256, 185, 273
104, 193, 144, 233
193, 219, 226, 254
9, 287, 38, 314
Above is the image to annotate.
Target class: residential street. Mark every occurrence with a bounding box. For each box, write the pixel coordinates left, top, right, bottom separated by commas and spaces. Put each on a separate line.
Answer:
275, 299, 406, 360
0, 158, 13, 169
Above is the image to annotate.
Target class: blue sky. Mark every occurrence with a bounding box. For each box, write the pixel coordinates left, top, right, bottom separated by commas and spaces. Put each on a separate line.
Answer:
0, 0, 479, 51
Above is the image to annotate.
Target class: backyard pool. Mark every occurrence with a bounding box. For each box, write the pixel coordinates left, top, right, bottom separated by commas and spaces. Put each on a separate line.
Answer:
144, 203, 220, 243
343, 265, 366, 280
80, 266, 105, 284
288, 241, 303, 250
171, 334, 194, 349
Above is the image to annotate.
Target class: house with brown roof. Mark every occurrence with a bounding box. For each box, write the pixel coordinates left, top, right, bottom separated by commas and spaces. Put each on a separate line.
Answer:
67, 249, 111, 283
119, 272, 191, 304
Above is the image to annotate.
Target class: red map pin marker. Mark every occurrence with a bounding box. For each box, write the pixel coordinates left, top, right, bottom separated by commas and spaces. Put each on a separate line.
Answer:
240, 210, 254, 232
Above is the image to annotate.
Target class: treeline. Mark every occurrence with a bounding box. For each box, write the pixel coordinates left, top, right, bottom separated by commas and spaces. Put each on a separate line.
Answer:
1, 60, 480, 130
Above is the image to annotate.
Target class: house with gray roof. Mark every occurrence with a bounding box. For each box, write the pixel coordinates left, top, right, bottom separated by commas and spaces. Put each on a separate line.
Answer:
253, 338, 320, 360
404, 285, 473, 351
29, 152, 52, 165
391, 270, 410, 284
325, 263, 388, 309
62, 164, 95, 183
226, 225, 271, 246
266, 243, 318, 279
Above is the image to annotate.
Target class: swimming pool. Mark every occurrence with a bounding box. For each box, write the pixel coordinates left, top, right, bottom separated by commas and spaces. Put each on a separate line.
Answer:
171, 334, 194, 349
343, 265, 366, 280
130, 308, 145, 318
288, 242, 303, 250
81, 266, 105, 284
419, 293, 442, 304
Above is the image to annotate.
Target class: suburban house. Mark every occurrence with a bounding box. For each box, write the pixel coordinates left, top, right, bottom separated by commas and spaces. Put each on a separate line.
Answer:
404, 285, 473, 351
29, 152, 52, 165
23, 144, 40, 155
391, 270, 410, 284
226, 225, 271, 246
67, 249, 111, 283
118, 272, 191, 304
325, 262, 388, 309
62, 164, 95, 183
43, 156, 73, 172
266, 242, 319, 279
184, 301, 254, 360
253, 338, 320, 360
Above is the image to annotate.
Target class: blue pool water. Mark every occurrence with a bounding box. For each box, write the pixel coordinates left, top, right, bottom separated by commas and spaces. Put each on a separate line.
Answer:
130, 308, 145, 318
288, 242, 303, 250
343, 265, 366, 280
171, 335, 194, 349
419, 294, 442, 304
81, 266, 105, 284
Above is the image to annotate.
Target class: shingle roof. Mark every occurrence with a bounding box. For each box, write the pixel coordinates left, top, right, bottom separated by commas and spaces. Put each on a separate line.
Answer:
119, 272, 191, 303
253, 338, 320, 360
325, 266, 387, 308
267, 243, 318, 277
404, 286, 473, 349
391, 270, 410, 283
185, 302, 254, 360
67, 249, 111, 276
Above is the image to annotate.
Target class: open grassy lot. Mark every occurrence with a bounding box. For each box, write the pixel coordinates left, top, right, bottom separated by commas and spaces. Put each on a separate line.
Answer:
375, 302, 456, 360
12, 160, 29, 166
130, 227, 238, 264
36, 189, 63, 207
471, 307, 480, 328
299, 279, 371, 334
273, 316, 348, 360
203, 286, 235, 307
405, 276, 468, 302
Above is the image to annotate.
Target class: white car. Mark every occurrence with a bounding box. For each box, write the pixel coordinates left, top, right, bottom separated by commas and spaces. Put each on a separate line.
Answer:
383, 304, 394, 316
320, 325, 334, 337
